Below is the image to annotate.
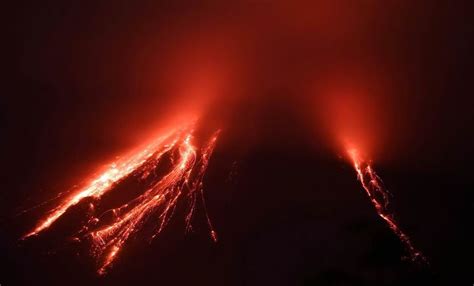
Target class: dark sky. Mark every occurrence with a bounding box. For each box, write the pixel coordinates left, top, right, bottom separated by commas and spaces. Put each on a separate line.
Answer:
2, 1, 473, 285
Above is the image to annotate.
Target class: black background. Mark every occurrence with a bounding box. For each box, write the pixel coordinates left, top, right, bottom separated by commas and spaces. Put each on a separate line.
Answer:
2, 1, 473, 285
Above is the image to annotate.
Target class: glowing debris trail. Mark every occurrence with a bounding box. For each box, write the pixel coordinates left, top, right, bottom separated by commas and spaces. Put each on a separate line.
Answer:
23, 129, 178, 239
23, 124, 221, 274
91, 130, 220, 274
347, 148, 426, 263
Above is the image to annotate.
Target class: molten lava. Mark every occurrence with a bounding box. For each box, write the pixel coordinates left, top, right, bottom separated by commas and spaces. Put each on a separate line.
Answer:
23, 123, 220, 274
347, 148, 426, 263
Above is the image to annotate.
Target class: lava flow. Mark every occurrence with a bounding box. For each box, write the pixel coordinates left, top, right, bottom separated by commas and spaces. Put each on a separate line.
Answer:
347, 148, 426, 263
23, 123, 220, 274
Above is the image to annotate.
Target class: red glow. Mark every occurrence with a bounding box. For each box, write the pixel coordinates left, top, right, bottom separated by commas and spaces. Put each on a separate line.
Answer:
313, 70, 389, 159
24, 122, 220, 274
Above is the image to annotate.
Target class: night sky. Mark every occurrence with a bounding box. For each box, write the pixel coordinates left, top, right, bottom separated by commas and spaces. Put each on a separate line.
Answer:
3, 1, 473, 285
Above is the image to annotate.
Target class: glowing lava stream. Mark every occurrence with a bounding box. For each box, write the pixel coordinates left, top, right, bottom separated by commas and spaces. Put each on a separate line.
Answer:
23, 129, 178, 239
23, 123, 220, 274
347, 148, 426, 263
92, 130, 220, 274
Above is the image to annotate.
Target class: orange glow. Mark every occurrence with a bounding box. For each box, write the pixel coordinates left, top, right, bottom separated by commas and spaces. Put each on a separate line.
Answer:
310, 66, 394, 161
